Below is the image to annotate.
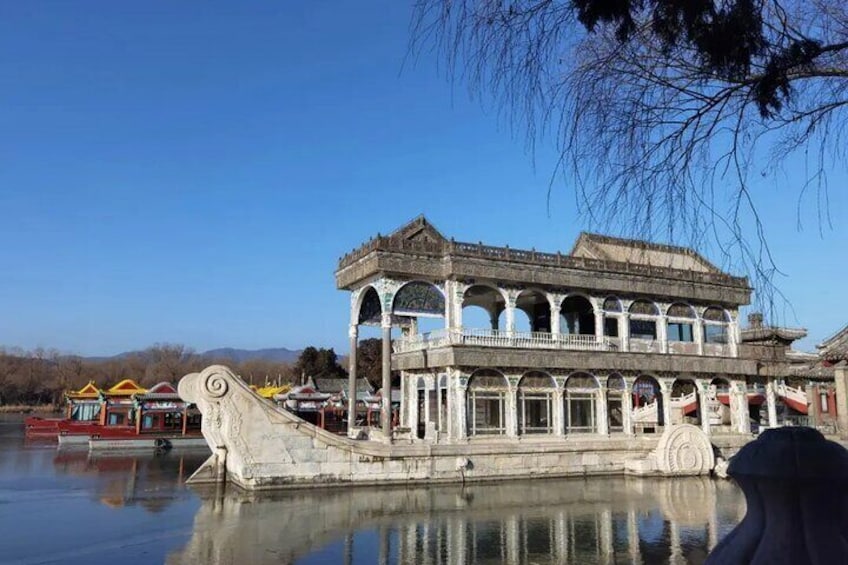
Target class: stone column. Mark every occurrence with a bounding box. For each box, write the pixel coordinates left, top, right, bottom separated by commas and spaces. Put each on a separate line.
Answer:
623, 378, 635, 435
809, 383, 821, 428
347, 324, 358, 436
505, 294, 517, 338
445, 374, 452, 440
731, 380, 750, 434
697, 380, 711, 436
621, 313, 631, 352
595, 307, 605, 344
381, 312, 393, 440
507, 377, 519, 437
835, 365, 848, 438
423, 376, 432, 441
660, 379, 673, 429
766, 378, 778, 428
550, 296, 562, 340
489, 310, 500, 330
728, 316, 739, 357
554, 385, 565, 436
399, 372, 407, 429
456, 376, 468, 440
408, 376, 419, 438
694, 318, 705, 356
597, 384, 609, 435
658, 315, 669, 354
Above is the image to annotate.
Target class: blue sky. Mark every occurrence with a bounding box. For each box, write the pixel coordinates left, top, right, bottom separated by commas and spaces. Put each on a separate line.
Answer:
1, 2, 845, 356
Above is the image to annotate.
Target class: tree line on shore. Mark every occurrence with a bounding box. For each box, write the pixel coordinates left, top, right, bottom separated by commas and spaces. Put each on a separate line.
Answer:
0, 340, 385, 407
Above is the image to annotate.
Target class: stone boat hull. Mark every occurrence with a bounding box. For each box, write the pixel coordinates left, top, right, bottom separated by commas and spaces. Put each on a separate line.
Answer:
178, 366, 747, 490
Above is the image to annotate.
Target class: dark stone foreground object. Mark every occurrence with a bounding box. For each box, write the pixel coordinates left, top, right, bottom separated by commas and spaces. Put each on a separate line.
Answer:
706, 427, 848, 565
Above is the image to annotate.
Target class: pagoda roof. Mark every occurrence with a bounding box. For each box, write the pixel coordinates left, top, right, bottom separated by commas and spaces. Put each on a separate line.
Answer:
106, 379, 147, 396
570, 232, 720, 274
818, 325, 848, 362
66, 381, 102, 399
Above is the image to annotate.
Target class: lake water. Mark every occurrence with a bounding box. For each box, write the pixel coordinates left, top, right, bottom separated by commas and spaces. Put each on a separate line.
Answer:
0, 414, 745, 564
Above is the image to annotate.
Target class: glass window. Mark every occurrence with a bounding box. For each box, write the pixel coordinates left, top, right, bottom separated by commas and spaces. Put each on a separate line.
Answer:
630, 319, 657, 340
564, 392, 596, 433
604, 317, 619, 337
668, 322, 694, 342
519, 392, 551, 434
108, 412, 126, 426
469, 392, 505, 435
704, 324, 727, 343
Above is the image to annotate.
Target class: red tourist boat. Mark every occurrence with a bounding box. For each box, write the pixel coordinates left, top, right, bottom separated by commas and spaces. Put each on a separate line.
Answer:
25, 380, 204, 450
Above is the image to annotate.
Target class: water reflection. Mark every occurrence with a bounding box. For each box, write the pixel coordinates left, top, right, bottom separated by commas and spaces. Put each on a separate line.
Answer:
52, 448, 199, 512
169, 477, 745, 564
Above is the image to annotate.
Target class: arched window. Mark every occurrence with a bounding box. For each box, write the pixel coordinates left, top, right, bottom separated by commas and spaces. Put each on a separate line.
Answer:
392, 281, 445, 317
667, 303, 695, 342
703, 307, 730, 344
607, 374, 626, 432
632, 375, 663, 430
466, 370, 508, 436
629, 300, 659, 341
518, 372, 555, 435
564, 373, 599, 433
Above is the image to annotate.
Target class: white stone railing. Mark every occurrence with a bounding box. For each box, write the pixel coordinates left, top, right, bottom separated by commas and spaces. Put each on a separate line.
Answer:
393, 328, 617, 353
777, 383, 807, 406
632, 401, 658, 423
669, 391, 697, 410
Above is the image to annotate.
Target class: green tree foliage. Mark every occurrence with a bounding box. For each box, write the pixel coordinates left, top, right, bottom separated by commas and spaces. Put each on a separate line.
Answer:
293, 347, 347, 381
356, 338, 383, 387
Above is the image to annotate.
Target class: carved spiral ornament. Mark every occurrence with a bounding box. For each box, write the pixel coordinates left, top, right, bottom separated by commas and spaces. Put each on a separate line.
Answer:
203, 371, 230, 399
656, 424, 715, 475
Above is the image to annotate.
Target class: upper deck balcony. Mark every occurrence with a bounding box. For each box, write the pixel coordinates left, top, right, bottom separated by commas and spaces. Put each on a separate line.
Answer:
393, 326, 735, 357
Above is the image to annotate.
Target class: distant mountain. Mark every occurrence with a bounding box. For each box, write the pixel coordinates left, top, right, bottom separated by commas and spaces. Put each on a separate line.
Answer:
201, 347, 301, 363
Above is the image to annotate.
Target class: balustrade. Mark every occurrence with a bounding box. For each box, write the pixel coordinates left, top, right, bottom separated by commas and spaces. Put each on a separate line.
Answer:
393, 328, 617, 353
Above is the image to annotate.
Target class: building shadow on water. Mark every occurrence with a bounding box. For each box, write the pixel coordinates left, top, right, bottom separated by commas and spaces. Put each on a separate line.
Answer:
167, 476, 746, 564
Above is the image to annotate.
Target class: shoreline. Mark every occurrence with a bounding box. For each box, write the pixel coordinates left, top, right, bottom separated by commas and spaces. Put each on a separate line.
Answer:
0, 404, 58, 414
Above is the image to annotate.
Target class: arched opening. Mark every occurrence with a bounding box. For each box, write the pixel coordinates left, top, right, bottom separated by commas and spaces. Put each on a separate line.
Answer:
670, 378, 701, 426
517, 371, 555, 435
703, 307, 730, 345
629, 300, 659, 349
560, 295, 595, 335
392, 281, 446, 337
466, 369, 509, 436
632, 375, 663, 432
357, 286, 383, 326
515, 289, 550, 333
607, 374, 626, 432
564, 373, 599, 433
708, 377, 732, 430
462, 285, 505, 331
602, 297, 622, 338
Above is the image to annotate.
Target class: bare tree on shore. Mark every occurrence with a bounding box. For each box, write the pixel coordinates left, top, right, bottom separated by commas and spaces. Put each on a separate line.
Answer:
412, 0, 848, 316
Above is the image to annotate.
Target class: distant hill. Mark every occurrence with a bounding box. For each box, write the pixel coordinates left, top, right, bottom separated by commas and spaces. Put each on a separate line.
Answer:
201, 347, 301, 363
82, 347, 302, 364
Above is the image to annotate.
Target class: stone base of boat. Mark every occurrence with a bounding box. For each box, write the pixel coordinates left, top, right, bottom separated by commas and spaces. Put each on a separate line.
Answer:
57, 434, 90, 446
179, 365, 752, 491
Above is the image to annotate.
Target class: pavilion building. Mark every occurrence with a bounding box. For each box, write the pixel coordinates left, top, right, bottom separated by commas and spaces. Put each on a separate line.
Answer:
337, 216, 782, 443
